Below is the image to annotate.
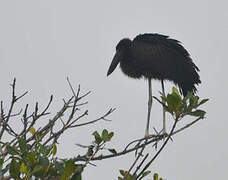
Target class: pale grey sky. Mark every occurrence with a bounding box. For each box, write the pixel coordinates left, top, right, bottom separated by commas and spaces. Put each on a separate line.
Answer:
0, 0, 227, 179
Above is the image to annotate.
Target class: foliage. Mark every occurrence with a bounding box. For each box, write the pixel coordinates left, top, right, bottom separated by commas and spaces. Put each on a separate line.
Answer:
1, 129, 115, 179
5, 139, 83, 179
155, 87, 208, 120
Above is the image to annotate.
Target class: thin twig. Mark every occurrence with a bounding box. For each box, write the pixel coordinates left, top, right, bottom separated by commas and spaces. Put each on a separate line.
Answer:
137, 119, 178, 179
15, 91, 28, 102
133, 153, 149, 176
71, 108, 115, 128
0, 79, 17, 139
125, 140, 147, 178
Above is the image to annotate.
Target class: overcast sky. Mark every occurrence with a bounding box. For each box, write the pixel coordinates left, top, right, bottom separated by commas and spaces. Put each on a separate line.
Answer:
0, 1, 227, 179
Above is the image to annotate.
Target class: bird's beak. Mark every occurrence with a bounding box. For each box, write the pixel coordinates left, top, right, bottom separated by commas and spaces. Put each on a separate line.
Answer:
107, 50, 123, 76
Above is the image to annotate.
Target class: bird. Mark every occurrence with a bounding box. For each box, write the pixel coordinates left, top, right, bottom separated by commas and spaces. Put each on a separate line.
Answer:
107, 33, 201, 136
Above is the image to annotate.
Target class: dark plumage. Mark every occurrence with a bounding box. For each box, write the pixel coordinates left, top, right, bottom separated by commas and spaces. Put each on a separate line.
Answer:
107, 33, 201, 96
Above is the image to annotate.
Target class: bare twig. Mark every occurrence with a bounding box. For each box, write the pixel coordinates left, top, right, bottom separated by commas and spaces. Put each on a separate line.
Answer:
125, 140, 147, 178
133, 153, 149, 176
0, 79, 28, 139
70, 108, 115, 128
137, 118, 178, 179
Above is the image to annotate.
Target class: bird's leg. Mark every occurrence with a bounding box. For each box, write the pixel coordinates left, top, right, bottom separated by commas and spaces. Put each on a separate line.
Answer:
145, 78, 152, 137
161, 80, 167, 135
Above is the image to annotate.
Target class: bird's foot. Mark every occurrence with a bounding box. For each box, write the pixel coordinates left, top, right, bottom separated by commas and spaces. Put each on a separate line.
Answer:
144, 128, 169, 139
144, 130, 157, 139
144, 130, 150, 139
144, 129, 160, 139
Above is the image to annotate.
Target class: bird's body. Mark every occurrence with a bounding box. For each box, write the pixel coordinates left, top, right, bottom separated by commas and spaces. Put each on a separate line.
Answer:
107, 33, 201, 96
107, 33, 201, 136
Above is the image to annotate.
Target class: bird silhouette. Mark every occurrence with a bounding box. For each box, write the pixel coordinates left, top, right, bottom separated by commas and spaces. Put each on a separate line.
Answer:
107, 33, 201, 136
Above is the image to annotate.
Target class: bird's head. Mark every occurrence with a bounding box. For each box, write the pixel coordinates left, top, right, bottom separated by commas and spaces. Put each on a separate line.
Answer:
107, 38, 132, 76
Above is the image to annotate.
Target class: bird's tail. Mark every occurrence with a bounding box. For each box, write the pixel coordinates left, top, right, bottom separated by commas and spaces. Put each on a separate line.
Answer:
179, 82, 198, 96
180, 79, 201, 96
178, 61, 201, 96
179, 72, 201, 96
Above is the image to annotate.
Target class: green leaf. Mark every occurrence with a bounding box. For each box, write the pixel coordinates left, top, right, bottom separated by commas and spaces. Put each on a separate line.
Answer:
172, 87, 182, 100
60, 160, 76, 180
19, 138, 27, 153
118, 177, 123, 180
37, 132, 45, 140
108, 148, 117, 154
166, 94, 180, 112
185, 91, 193, 100
118, 170, 136, 180
108, 132, 114, 140
92, 131, 102, 145
71, 172, 82, 180
0, 158, 3, 166
102, 129, 109, 142
39, 144, 45, 155
197, 98, 209, 107
173, 91, 182, 103
9, 158, 20, 179
6, 145, 19, 156
45, 146, 52, 156
27, 152, 37, 165
55, 161, 64, 174
188, 110, 206, 117
39, 156, 49, 167
139, 170, 151, 180
20, 162, 28, 173
31, 165, 43, 174
189, 95, 199, 108
47, 165, 58, 177
154, 173, 158, 180
192, 96, 199, 108
29, 126, 36, 135
119, 170, 126, 176
176, 101, 184, 113
52, 144, 57, 156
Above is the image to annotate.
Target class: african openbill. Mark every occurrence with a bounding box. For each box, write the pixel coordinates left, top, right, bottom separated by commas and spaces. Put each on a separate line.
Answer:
107, 33, 201, 136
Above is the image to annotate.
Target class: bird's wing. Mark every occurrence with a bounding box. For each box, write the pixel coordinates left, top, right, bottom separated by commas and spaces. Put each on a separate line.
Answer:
131, 33, 198, 79
133, 33, 190, 58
